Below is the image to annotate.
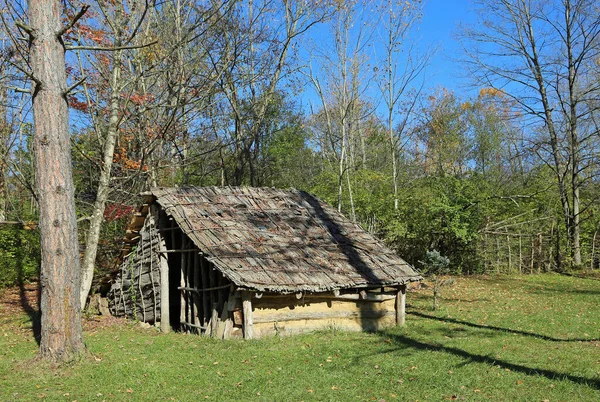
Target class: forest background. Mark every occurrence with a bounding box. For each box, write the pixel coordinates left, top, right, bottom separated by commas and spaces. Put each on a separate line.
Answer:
1, 0, 599, 298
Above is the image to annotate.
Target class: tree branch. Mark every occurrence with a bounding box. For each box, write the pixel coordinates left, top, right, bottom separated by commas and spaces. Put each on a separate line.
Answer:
7, 86, 31, 94
57, 5, 90, 38
64, 77, 86, 95
15, 20, 34, 36
65, 40, 158, 52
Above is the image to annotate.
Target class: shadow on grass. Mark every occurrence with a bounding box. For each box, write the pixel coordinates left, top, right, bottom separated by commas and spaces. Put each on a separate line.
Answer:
558, 272, 600, 281
409, 311, 600, 343
378, 331, 600, 390
16, 233, 41, 344
527, 285, 600, 297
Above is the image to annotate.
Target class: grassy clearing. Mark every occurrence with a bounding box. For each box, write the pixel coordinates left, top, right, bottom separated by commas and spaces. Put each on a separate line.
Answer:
1, 273, 599, 401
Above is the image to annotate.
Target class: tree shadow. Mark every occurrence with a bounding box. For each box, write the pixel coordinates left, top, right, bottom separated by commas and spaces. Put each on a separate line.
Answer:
376, 331, 600, 390
409, 311, 600, 343
558, 272, 600, 281
527, 285, 600, 297
300, 192, 382, 331
15, 231, 41, 344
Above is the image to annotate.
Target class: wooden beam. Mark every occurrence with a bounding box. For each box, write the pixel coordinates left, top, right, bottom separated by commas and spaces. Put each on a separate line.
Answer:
177, 284, 232, 293
242, 291, 253, 340
396, 284, 407, 327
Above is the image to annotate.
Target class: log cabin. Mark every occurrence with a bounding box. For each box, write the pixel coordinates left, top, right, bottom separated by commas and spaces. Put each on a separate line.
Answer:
107, 186, 422, 339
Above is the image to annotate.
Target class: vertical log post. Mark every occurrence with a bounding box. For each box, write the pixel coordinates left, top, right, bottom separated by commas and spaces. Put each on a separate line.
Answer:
210, 302, 219, 338
180, 236, 187, 332
518, 234, 523, 274
395, 284, 407, 327
537, 232, 543, 273
507, 234, 512, 274
242, 291, 253, 340
193, 253, 201, 329
153, 206, 170, 333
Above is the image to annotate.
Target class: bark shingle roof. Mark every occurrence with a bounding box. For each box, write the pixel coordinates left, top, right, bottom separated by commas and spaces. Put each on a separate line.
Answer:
149, 186, 421, 293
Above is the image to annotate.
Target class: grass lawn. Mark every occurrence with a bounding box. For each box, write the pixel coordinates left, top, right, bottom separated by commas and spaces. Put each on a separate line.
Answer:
1, 273, 599, 401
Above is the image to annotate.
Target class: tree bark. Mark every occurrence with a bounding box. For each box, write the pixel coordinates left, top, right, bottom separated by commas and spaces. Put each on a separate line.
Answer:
29, 0, 85, 361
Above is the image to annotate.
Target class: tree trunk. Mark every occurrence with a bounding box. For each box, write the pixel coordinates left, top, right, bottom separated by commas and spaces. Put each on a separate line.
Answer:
80, 49, 123, 309
29, 0, 85, 361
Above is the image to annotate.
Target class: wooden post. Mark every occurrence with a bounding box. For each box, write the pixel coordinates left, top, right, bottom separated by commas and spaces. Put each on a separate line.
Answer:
518, 234, 522, 274
180, 236, 187, 332
152, 206, 170, 333
242, 291, 253, 340
537, 232, 543, 273
210, 302, 219, 338
395, 284, 406, 327
591, 230, 598, 270
507, 234, 512, 274
193, 253, 201, 329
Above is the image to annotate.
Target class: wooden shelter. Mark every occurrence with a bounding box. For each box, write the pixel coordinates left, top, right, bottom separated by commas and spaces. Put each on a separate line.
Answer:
108, 187, 422, 339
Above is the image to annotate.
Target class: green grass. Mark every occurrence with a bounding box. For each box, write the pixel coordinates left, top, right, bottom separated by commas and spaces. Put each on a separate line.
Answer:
1, 273, 599, 401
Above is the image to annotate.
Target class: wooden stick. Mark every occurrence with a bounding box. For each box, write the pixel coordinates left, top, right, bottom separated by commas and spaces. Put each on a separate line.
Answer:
180, 321, 207, 330
177, 284, 232, 292
157, 249, 200, 254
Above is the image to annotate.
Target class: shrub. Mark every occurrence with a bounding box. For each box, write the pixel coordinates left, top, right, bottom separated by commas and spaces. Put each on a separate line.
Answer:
0, 225, 40, 288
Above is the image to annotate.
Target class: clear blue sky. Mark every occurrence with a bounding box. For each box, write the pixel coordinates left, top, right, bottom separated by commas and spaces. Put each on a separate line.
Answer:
298, 0, 479, 114
418, 0, 477, 95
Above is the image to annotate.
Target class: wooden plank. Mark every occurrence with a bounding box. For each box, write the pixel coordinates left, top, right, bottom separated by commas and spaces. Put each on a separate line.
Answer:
223, 318, 234, 340
252, 309, 395, 324
217, 301, 228, 339
396, 285, 406, 327
242, 291, 253, 340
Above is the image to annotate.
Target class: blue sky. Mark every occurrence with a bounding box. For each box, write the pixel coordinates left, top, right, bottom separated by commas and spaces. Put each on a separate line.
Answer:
297, 0, 479, 116
418, 0, 477, 95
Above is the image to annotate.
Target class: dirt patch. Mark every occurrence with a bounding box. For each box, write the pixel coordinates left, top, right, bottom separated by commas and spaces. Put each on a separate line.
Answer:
0, 284, 39, 320
0, 284, 128, 333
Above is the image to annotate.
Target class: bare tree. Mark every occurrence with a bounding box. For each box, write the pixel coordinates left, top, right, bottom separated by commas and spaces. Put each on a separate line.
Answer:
461, 0, 600, 267
376, 0, 430, 210
307, 1, 372, 218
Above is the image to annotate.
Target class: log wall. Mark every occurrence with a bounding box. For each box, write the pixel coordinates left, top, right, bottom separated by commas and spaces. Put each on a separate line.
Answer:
250, 291, 398, 338
108, 214, 162, 323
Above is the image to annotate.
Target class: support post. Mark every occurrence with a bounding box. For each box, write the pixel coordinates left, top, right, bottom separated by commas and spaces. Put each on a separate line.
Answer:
395, 284, 406, 327
152, 205, 170, 333
242, 291, 253, 340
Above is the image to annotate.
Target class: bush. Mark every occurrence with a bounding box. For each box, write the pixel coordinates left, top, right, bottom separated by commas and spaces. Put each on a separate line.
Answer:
0, 225, 40, 288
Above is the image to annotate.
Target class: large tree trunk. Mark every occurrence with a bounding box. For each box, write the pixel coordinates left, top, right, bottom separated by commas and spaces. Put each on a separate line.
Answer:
29, 0, 85, 361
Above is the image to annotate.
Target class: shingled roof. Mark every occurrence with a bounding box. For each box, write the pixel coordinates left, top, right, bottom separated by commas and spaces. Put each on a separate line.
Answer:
140, 187, 421, 293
